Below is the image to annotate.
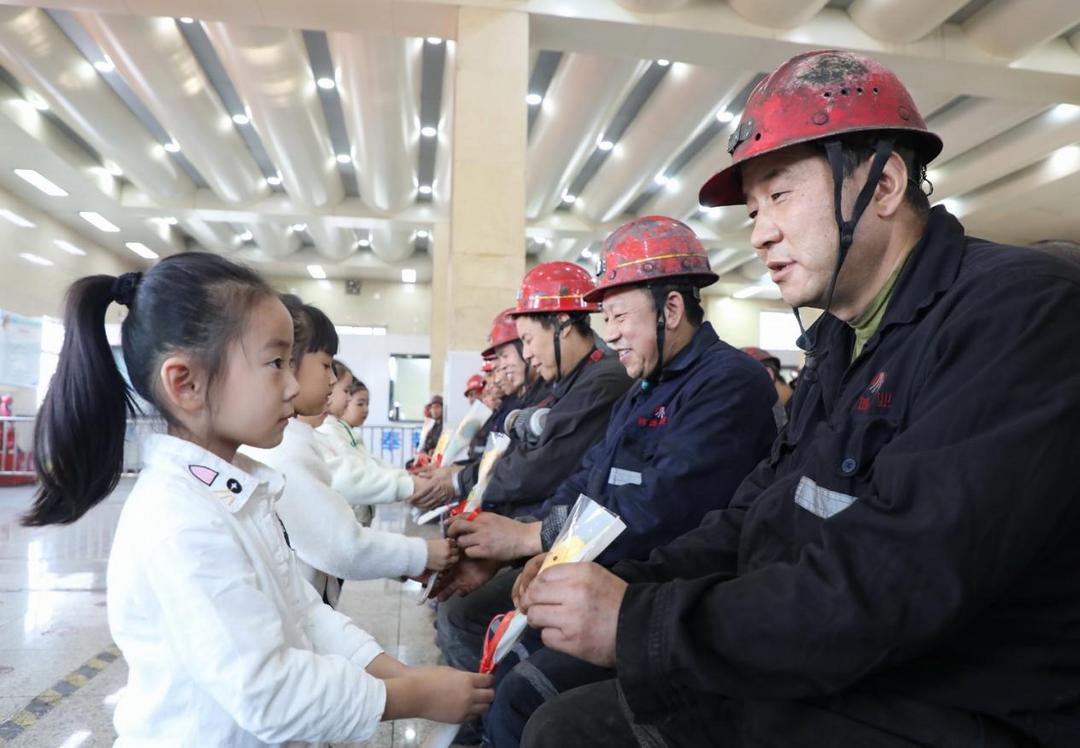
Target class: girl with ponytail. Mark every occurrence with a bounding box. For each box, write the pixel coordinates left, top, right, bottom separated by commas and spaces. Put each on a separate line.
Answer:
26, 253, 492, 745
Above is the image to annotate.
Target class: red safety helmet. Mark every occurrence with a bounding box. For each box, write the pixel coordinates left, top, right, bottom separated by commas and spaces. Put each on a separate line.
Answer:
742, 346, 781, 371
481, 307, 520, 358
699, 50, 942, 207
583, 216, 718, 303
506, 262, 600, 317
481, 359, 495, 373
464, 374, 485, 396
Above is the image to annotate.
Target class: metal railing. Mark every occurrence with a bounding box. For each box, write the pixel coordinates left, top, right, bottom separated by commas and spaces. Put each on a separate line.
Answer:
1, 415, 425, 480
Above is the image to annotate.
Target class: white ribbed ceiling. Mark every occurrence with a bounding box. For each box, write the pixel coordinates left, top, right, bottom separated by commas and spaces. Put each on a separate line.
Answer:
0, 0, 1076, 296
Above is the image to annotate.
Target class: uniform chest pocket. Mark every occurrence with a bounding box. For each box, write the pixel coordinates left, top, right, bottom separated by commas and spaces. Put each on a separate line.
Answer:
831, 416, 900, 481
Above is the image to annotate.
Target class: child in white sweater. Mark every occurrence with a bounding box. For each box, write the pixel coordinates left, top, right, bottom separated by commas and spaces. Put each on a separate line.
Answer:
243, 298, 455, 606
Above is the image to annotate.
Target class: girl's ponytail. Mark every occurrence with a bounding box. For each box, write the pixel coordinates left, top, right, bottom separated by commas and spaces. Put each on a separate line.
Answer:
23, 274, 139, 526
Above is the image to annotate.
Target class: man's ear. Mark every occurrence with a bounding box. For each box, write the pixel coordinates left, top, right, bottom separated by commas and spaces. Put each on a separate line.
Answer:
158, 355, 206, 415
663, 290, 686, 331
873, 151, 909, 219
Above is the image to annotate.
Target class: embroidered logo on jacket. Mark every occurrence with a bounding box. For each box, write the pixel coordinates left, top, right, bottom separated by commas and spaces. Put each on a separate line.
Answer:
638, 405, 668, 427
856, 371, 893, 412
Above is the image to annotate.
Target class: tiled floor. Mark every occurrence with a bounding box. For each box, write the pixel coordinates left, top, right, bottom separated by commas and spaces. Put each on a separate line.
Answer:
0, 480, 458, 747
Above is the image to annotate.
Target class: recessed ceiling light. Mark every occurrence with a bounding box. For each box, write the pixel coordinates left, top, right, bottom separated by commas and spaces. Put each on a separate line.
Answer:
14, 169, 68, 197
421, 126, 437, 138
656, 59, 671, 67
94, 57, 115, 73
418, 185, 433, 196
163, 141, 181, 153
25, 91, 48, 111
653, 174, 670, 186
79, 211, 120, 232
525, 93, 542, 106
357, 237, 371, 248
265, 175, 282, 187
232, 113, 250, 125
316, 77, 335, 90
54, 239, 86, 256
179, 17, 195, 24
290, 223, 308, 233
581, 248, 594, 259
0, 209, 35, 228
561, 192, 577, 205
716, 110, 734, 123
104, 162, 123, 177
157, 216, 178, 226
597, 139, 614, 151
426, 37, 443, 45
401, 268, 417, 283
415, 230, 429, 240
307, 264, 327, 280
19, 252, 53, 267
336, 153, 352, 164
125, 242, 159, 260
237, 230, 253, 242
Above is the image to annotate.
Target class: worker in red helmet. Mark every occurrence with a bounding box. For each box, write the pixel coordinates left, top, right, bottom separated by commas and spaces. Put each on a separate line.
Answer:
452, 216, 779, 747
518, 50, 1080, 748
430, 262, 632, 680
464, 374, 485, 404
742, 345, 794, 407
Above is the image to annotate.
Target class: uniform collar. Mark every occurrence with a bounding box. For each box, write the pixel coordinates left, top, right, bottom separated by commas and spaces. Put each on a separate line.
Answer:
657, 322, 719, 381
143, 433, 285, 513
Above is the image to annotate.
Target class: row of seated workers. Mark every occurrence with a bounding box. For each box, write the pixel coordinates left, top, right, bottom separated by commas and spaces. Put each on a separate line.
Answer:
23, 49, 1079, 747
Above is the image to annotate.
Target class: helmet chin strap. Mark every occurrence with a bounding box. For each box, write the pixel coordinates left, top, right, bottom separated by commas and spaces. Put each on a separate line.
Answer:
552, 315, 568, 381
645, 286, 670, 388
795, 139, 894, 383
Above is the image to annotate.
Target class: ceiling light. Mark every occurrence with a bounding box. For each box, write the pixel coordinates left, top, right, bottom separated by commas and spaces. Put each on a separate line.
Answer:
162, 141, 181, 153
421, 126, 437, 138
717, 110, 734, 123
415, 229, 429, 240
157, 216, 178, 226
232, 113, 250, 125
357, 236, 371, 247
79, 211, 120, 232
597, 139, 614, 151
525, 93, 542, 106
94, 57, 115, 73
125, 242, 159, 260
401, 268, 417, 283
25, 91, 48, 111
418, 185, 433, 196
561, 192, 577, 205
237, 230, 253, 242
14, 169, 68, 197
734, 286, 766, 299
179, 17, 195, 24
426, 37, 443, 45
316, 77, 336, 90
290, 223, 308, 233
656, 59, 671, 67
664, 178, 679, 192
19, 252, 53, 267
104, 161, 123, 177
336, 153, 352, 164
653, 174, 670, 186
0, 209, 35, 228
307, 264, 327, 280
54, 239, 86, 256
265, 175, 282, 187
581, 248, 594, 259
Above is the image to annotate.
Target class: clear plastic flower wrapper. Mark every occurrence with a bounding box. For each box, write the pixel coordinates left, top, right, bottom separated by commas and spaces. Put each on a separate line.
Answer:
422, 494, 627, 748
434, 400, 493, 466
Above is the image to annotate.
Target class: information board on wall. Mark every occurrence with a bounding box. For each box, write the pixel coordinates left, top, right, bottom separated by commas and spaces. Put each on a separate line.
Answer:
0, 309, 42, 389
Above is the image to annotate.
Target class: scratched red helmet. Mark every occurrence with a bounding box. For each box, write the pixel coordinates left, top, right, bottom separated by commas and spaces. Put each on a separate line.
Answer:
699, 50, 943, 207
481, 307, 520, 358
464, 374, 485, 396
506, 261, 600, 316
583, 216, 718, 303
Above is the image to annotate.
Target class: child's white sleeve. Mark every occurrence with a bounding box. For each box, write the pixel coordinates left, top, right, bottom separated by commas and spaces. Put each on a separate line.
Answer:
277, 449, 428, 580
142, 518, 387, 744
295, 566, 384, 669
324, 447, 415, 506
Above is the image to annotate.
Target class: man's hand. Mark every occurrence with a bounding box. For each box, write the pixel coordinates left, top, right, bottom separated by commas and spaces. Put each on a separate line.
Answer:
408, 474, 456, 509
511, 552, 546, 609
448, 513, 541, 562
521, 562, 626, 668
429, 557, 503, 602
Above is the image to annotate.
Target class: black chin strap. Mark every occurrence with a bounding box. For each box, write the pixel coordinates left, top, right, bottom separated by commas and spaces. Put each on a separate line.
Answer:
795, 139, 894, 382
553, 316, 568, 381
645, 286, 670, 388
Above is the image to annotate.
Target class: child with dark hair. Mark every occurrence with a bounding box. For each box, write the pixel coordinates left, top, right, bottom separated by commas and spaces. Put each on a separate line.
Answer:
25, 254, 492, 744
243, 298, 455, 606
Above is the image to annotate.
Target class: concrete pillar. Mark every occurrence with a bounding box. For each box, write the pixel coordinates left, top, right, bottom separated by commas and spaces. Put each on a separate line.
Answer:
439, 6, 528, 427
429, 220, 450, 395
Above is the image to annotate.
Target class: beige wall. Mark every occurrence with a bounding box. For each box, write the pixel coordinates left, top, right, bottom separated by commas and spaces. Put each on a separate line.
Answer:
274, 277, 432, 335
706, 294, 821, 356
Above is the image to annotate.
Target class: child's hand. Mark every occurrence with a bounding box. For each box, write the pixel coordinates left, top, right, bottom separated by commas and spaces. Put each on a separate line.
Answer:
418, 667, 494, 723
424, 538, 459, 571
513, 552, 548, 611
431, 557, 502, 601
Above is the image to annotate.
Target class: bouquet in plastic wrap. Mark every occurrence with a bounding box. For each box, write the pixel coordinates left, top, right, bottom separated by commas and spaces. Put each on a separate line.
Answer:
434, 400, 492, 466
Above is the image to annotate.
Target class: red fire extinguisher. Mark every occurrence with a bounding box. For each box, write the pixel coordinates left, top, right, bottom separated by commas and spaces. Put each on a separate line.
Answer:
0, 395, 35, 486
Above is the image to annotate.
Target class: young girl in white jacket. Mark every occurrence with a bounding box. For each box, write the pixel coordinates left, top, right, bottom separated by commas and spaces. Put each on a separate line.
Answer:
23, 253, 492, 746
242, 299, 454, 606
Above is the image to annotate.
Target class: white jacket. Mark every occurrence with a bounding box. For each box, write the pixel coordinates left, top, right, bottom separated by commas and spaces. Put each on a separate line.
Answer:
108, 434, 387, 747
242, 420, 427, 603
314, 418, 414, 511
